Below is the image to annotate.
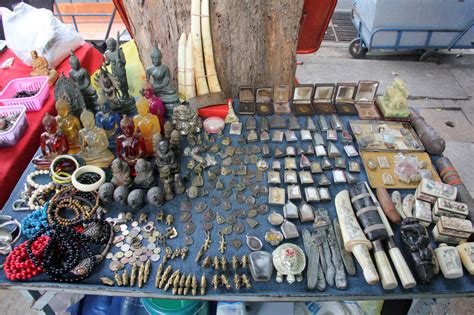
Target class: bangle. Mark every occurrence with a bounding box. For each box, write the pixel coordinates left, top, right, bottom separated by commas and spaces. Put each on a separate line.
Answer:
50, 155, 80, 184
71, 166, 106, 192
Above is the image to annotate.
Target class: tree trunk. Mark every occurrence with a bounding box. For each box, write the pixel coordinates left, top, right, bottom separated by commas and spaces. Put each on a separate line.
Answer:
123, 0, 304, 97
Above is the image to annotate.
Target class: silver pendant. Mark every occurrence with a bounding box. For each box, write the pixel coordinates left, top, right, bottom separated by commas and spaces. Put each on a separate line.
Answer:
335, 157, 346, 169
281, 220, 300, 239
299, 171, 314, 184
305, 187, 321, 202
287, 185, 302, 200
319, 187, 331, 201
286, 146, 296, 157
285, 130, 298, 142
284, 157, 297, 170
283, 200, 299, 219
333, 169, 346, 183
318, 173, 331, 186
319, 116, 329, 131
269, 187, 286, 205
306, 117, 317, 131
298, 201, 316, 223
249, 251, 273, 281
268, 212, 284, 225
300, 129, 312, 141
300, 154, 311, 169
315, 145, 327, 157
265, 230, 284, 246
311, 161, 322, 174
288, 116, 301, 130
321, 157, 332, 170
268, 170, 281, 184
271, 130, 284, 142
328, 142, 341, 158
272, 243, 306, 284
284, 170, 298, 184
313, 132, 325, 146
246, 234, 263, 251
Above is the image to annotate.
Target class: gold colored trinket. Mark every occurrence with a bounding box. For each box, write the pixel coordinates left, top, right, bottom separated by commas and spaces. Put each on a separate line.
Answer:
154, 263, 163, 288
172, 272, 181, 295
131, 263, 138, 287
218, 231, 227, 254
100, 276, 114, 286
184, 273, 192, 295
232, 255, 239, 270
233, 274, 241, 289
191, 274, 198, 296
156, 209, 165, 222
212, 273, 219, 290
195, 231, 212, 263
178, 273, 186, 295
221, 256, 228, 271
139, 213, 148, 223
241, 274, 252, 288
202, 256, 212, 268
181, 246, 189, 259
159, 265, 172, 288
114, 271, 123, 286
213, 256, 220, 271
200, 274, 207, 295
241, 255, 248, 268
164, 270, 179, 291
122, 268, 129, 286
138, 263, 145, 288
144, 259, 151, 283
165, 214, 174, 225
165, 226, 178, 238
221, 274, 231, 289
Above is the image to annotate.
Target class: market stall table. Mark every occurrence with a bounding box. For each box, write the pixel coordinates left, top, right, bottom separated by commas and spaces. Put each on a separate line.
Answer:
0, 112, 473, 301
0, 43, 103, 208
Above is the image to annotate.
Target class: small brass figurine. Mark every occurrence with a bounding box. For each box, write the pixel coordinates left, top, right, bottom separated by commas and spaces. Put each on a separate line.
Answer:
191, 274, 198, 296
131, 263, 138, 287
200, 274, 207, 295
30, 50, 58, 86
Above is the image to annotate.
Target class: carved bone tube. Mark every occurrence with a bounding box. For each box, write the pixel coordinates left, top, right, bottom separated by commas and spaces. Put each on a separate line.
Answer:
335, 190, 379, 285
201, 0, 221, 93
185, 34, 196, 100
191, 0, 210, 96
177, 33, 187, 102
349, 183, 397, 290
365, 183, 417, 289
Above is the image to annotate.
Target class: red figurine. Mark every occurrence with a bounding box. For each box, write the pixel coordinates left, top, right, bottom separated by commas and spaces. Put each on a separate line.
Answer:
33, 113, 69, 169
142, 81, 166, 131
116, 115, 146, 172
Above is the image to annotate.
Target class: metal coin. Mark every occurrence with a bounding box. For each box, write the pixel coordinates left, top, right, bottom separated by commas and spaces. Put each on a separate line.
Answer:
113, 225, 121, 233
109, 261, 124, 271
236, 209, 247, 219
122, 230, 129, 236
129, 256, 137, 264
146, 250, 153, 257
211, 196, 221, 207
202, 221, 213, 231
124, 250, 133, 258
216, 214, 226, 225
113, 235, 125, 243
140, 255, 148, 262
116, 251, 124, 259
120, 224, 128, 231
236, 191, 246, 204
131, 221, 139, 227
106, 253, 113, 259
136, 260, 143, 267
184, 235, 193, 246
203, 209, 216, 222
115, 241, 124, 248
151, 254, 160, 262
226, 214, 237, 225
129, 228, 140, 238
222, 226, 232, 235
143, 232, 151, 239
195, 201, 207, 213
152, 231, 159, 237
180, 212, 192, 223
111, 256, 118, 262
245, 196, 256, 206
120, 257, 129, 265
247, 209, 258, 218
153, 247, 162, 254
231, 238, 243, 249
257, 204, 269, 215
135, 248, 143, 256
180, 199, 192, 211
233, 222, 245, 234
121, 244, 130, 252
221, 200, 232, 211
184, 222, 196, 234
147, 243, 156, 250
148, 236, 156, 243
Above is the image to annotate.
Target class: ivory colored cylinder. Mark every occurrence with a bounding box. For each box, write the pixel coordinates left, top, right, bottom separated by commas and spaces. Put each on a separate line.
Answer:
388, 247, 417, 289
201, 0, 221, 93
373, 241, 398, 290
191, 0, 210, 96
177, 33, 187, 101
435, 243, 464, 279
185, 34, 196, 100
352, 245, 380, 285
457, 241, 474, 275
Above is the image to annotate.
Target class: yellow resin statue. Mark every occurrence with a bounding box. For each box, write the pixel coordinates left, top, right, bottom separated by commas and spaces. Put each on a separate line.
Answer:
133, 97, 161, 156
30, 50, 58, 86
55, 98, 82, 153
78, 110, 114, 167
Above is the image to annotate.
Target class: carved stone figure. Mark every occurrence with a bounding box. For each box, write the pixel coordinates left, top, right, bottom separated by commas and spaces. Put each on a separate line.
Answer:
111, 158, 132, 187
133, 158, 155, 189
134, 97, 161, 156
146, 45, 179, 113
54, 74, 86, 117
69, 51, 99, 113
116, 116, 146, 171
55, 97, 81, 153
171, 104, 202, 136
30, 50, 58, 85
152, 133, 163, 153
78, 110, 114, 168
155, 140, 179, 174
113, 186, 129, 204
99, 182, 115, 203
159, 165, 174, 201
400, 217, 435, 284
33, 113, 69, 169
147, 186, 164, 207
377, 78, 409, 118
169, 129, 181, 152
95, 66, 121, 112
173, 174, 185, 195
127, 189, 145, 209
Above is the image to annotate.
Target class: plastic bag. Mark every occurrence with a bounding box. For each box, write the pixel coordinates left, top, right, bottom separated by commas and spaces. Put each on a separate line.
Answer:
1, 3, 83, 68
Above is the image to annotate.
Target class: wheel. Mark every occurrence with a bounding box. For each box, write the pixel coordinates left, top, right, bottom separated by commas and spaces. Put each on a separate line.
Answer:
349, 38, 368, 59
419, 51, 441, 64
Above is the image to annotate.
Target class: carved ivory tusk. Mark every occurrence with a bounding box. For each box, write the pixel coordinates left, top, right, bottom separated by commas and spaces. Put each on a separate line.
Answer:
178, 33, 187, 101
191, 0, 210, 96
185, 33, 196, 100
335, 190, 379, 285
201, 0, 221, 93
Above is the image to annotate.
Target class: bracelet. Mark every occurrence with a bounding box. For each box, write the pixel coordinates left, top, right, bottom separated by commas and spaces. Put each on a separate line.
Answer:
50, 155, 80, 184
26, 169, 51, 190
27, 183, 57, 210
71, 166, 106, 192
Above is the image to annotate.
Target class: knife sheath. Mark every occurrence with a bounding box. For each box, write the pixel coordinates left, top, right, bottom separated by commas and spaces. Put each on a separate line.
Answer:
349, 182, 389, 241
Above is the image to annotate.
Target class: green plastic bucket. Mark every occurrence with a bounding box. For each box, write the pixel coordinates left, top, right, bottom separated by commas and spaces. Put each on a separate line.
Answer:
140, 298, 209, 315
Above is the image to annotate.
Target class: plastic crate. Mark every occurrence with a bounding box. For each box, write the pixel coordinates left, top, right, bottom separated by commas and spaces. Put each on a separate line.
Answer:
0, 105, 28, 147
0, 76, 49, 111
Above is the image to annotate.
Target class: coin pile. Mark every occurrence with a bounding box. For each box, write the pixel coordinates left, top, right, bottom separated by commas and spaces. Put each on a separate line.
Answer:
106, 220, 162, 270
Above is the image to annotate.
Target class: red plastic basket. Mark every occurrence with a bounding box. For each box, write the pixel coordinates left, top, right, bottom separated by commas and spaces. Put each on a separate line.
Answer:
0, 105, 28, 147
0, 76, 49, 111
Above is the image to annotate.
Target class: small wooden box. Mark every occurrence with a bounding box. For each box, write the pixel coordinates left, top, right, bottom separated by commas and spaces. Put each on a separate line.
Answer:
433, 198, 468, 220
415, 178, 457, 204
273, 84, 291, 114
292, 84, 315, 116
238, 86, 256, 115
335, 83, 358, 116
436, 216, 473, 239
256, 87, 274, 116
312, 84, 336, 114
354, 80, 381, 120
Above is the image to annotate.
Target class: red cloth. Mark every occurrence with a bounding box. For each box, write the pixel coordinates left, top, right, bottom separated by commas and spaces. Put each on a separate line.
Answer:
0, 43, 103, 208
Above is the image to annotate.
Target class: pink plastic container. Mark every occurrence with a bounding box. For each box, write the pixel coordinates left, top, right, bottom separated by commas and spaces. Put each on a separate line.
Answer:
0, 105, 28, 147
0, 76, 49, 111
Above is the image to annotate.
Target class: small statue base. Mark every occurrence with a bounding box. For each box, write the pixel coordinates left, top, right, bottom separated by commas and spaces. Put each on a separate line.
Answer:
46, 69, 59, 86
119, 96, 137, 116
164, 100, 179, 118
377, 97, 410, 120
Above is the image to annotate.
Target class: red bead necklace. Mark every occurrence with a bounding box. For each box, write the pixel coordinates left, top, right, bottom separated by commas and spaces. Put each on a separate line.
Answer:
4, 235, 49, 281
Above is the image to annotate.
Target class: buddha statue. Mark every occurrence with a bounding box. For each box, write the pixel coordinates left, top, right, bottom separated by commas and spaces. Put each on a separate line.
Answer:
78, 110, 114, 168
116, 115, 146, 171
133, 97, 161, 156
69, 51, 100, 113
146, 45, 179, 114
155, 140, 179, 175
142, 81, 166, 130
95, 101, 121, 148
377, 78, 410, 119
33, 113, 69, 169
111, 158, 132, 187
55, 97, 81, 153
133, 158, 155, 189
30, 50, 58, 86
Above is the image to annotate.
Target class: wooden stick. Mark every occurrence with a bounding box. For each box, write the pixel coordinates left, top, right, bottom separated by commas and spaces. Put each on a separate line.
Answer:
185, 33, 196, 100
191, 0, 209, 96
201, 0, 221, 93
177, 33, 187, 102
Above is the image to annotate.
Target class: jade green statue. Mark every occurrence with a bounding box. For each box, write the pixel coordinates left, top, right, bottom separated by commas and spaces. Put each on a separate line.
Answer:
146, 45, 179, 115
377, 78, 410, 119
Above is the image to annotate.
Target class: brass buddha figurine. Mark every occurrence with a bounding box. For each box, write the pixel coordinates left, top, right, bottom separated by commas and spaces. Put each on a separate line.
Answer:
146, 45, 179, 114
155, 140, 179, 175
30, 50, 58, 86
78, 110, 114, 168
55, 98, 81, 154
133, 97, 161, 156
116, 115, 146, 171
33, 113, 69, 169
69, 51, 100, 113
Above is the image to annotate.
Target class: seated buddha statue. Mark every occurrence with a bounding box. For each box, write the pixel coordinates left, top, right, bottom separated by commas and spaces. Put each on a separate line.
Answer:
95, 101, 121, 148
30, 50, 58, 86
55, 98, 81, 154
142, 81, 165, 130
78, 110, 114, 168
145, 46, 179, 114
33, 113, 69, 169
155, 140, 179, 175
116, 115, 146, 171
133, 97, 161, 156
69, 51, 100, 113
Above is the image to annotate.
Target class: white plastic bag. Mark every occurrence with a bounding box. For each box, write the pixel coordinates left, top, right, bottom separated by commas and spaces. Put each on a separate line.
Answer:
1, 3, 84, 68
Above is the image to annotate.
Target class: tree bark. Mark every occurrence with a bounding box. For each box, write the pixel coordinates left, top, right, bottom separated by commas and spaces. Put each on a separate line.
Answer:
123, 0, 304, 97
